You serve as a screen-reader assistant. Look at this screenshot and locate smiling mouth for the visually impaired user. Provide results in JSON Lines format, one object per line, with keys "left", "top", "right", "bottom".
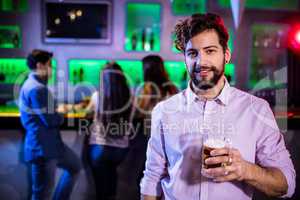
{"left": 200, "top": 70, "right": 210, "bottom": 76}
{"left": 194, "top": 68, "right": 211, "bottom": 74}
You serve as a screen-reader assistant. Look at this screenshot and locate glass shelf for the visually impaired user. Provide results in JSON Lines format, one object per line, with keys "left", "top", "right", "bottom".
{"left": 249, "top": 23, "right": 289, "bottom": 89}
{"left": 0, "top": 58, "right": 57, "bottom": 85}
{"left": 68, "top": 59, "right": 143, "bottom": 88}
{"left": 171, "top": 0, "right": 206, "bottom": 16}
{"left": 0, "top": 0, "right": 28, "bottom": 12}
{"left": 68, "top": 59, "right": 188, "bottom": 90}
{"left": 125, "top": 3, "right": 161, "bottom": 52}
{"left": 0, "top": 25, "right": 21, "bottom": 49}
{"left": 218, "top": 0, "right": 298, "bottom": 10}
{"left": 164, "top": 61, "right": 187, "bottom": 90}
{"left": 68, "top": 59, "right": 108, "bottom": 87}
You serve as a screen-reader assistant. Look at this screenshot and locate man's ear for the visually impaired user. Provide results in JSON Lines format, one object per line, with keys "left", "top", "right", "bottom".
{"left": 225, "top": 48, "right": 231, "bottom": 63}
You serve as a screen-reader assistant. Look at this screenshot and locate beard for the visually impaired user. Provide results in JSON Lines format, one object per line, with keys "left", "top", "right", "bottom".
{"left": 190, "top": 59, "right": 225, "bottom": 90}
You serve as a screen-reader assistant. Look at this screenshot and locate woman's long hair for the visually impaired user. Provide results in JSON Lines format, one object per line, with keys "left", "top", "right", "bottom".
{"left": 97, "top": 62, "right": 132, "bottom": 132}
{"left": 142, "top": 55, "right": 177, "bottom": 95}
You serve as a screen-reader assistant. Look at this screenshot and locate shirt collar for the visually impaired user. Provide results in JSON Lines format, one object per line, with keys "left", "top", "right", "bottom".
{"left": 216, "top": 78, "right": 230, "bottom": 106}
{"left": 185, "top": 78, "right": 231, "bottom": 106}
{"left": 30, "top": 72, "right": 47, "bottom": 85}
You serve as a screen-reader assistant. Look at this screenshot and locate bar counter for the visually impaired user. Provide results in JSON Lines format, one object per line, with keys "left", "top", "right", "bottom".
{"left": 0, "top": 105, "right": 90, "bottom": 130}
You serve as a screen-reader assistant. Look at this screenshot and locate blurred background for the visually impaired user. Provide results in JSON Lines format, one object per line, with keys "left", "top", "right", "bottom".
{"left": 0, "top": 0, "right": 299, "bottom": 199}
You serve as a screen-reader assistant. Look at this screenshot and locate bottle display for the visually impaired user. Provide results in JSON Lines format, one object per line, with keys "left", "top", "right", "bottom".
{"left": 0, "top": 59, "right": 56, "bottom": 85}
{"left": 125, "top": 3, "right": 161, "bottom": 52}
{"left": 0, "top": 25, "right": 21, "bottom": 49}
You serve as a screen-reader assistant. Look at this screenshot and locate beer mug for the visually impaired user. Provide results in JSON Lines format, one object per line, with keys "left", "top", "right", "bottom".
{"left": 202, "top": 133, "right": 231, "bottom": 170}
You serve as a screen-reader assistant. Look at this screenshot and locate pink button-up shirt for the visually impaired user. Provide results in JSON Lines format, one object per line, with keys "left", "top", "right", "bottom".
{"left": 140, "top": 81, "right": 295, "bottom": 200}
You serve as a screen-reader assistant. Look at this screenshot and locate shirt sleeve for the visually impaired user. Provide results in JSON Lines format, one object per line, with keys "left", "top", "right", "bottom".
{"left": 91, "top": 91, "right": 99, "bottom": 110}
{"left": 255, "top": 102, "right": 296, "bottom": 198}
{"left": 140, "top": 103, "right": 167, "bottom": 197}
{"left": 30, "top": 87, "right": 64, "bottom": 128}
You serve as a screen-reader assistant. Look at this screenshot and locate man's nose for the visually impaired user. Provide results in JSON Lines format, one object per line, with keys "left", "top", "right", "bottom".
{"left": 195, "top": 53, "right": 207, "bottom": 66}
{"left": 196, "top": 52, "right": 209, "bottom": 66}
{"left": 196, "top": 53, "right": 202, "bottom": 65}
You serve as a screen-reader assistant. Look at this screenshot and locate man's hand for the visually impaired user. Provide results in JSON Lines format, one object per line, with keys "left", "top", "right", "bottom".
{"left": 56, "top": 104, "right": 68, "bottom": 113}
{"left": 202, "top": 147, "right": 252, "bottom": 182}
{"left": 202, "top": 147, "right": 288, "bottom": 197}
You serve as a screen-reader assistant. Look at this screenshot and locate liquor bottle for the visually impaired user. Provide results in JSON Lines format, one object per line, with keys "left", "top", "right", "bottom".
{"left": 10, "top": 64, "right": 15, "bottom": 84}
{"left": 73, "top": 69, "right": 77, "bottom": 85}
{"left": 6, "top": 63, "right": 10, "bottom": 83}
{"left": 2, "top": 0, "right": 13, "bottom": 11}
{"left": 141, "top": 28, "right": 146, "bottom": 50}
{"left": 0, "top": 63, "right": 4, "bottom": 83}
{"left": 13, "top": 0, "right": 20, "bottom": 10}
{"left": 131, "top": 32, "right": 137, "bottom": 50}
{"left": 79, "top": 67, "right": 84, "bottom": 83}
{"left": 149, "top": 31, "right": 155, "bottom": 51}
{"left": 3, "top": 63, "right": 7, "bottom": 83}
{"left": 12, "top": 33, "right": 19, "bottom": 48}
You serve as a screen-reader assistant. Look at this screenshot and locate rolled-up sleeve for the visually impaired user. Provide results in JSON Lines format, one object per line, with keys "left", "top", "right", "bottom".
{"left": 256, "top": 103, "right": 296, "bottom": 198}
{"left": 140, "top": 103, "right": 167, "bottom": 197}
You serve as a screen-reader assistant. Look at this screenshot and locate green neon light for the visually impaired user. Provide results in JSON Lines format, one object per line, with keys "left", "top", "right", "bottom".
{"left": 68, "top": 59, "right": 108, "bottom": 86}
{"left": 0, "top": 105, "right": 19, "bottom": 112}
{"left": 69, "top": 59, "right": 189, "bottom": 89}
{"left": 164, "top": 61, "right": 187, "bottom": 89}
{"left": 225, "top": 63, "right": 235, "bottom": 84}
{"left": 228, "top": 29, "right": 234, "bottom": 52}
{"left": 0, "top": 58, "right": 57, "bottom": 85}
{"left": 69, "top": 59, "right": 143, "bottom": 87}
{"left": 218, "top": 0, "right": 298, "bottom": 10}
{"left": 116, "top": 60, "right": 143, "bottom": 87}
{"left": 0, "top": 0, "right": 28, "bottom": 12}
{"left": 171, "top": 0, "right": 206, "bottom": 15}
{"left": 0, "top": 25, "right": 21, "bottom": 49}
{"left": 125, "top": 3, "right": 161, "bottom": 52}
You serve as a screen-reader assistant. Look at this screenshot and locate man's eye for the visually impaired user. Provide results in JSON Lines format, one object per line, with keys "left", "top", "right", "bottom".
{"left": 206, "top": 49, "right": 216, "bottom": 54}
{"left": 188, "top": 51, "right": 197, "bottom": 57}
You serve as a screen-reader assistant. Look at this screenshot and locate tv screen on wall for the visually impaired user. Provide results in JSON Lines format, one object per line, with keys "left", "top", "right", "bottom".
{"left": 43, "top": 0, "right": 112, "bottom": 44}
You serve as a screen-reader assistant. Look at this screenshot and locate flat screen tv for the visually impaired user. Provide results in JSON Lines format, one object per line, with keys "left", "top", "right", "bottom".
{"left": 43, "top": 0, "right": 112, "bottom": 44}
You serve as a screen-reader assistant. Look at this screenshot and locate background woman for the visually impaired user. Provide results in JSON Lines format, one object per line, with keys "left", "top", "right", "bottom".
{"left": 87, "top": 62, "right": 132, "bottom": 200}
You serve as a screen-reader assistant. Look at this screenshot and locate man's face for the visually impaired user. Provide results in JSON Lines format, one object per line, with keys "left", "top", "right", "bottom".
{"left": 37, "top": 59, "right": 52, "bottom": 79}
{"left": 184, "top": 29, "right": 230, "bottom": 90}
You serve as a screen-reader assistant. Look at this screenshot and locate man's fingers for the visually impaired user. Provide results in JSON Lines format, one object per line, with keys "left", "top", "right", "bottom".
{"left": 203, "top": 165, "right": 236, "bottom": 178}
{"left": 205, "top": 156, "right": 228, "bottom": 165}
{"left": 202, "top": 167, "right": 224, "bottom": 177}
{"left": 210, "top": 148, "right": 230, "bottom": 156}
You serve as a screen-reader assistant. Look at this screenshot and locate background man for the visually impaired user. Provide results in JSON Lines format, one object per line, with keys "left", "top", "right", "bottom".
{"left": 19, "top": 49, "right": 81, "bottom": 200}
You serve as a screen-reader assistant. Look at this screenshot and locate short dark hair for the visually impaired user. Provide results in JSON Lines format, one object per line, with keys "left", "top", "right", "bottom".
{"left": 26, "top": 49, "right": 53, "bottom": 70}
{"left": 173, "top": 13, "right": 229, "bottom": 52}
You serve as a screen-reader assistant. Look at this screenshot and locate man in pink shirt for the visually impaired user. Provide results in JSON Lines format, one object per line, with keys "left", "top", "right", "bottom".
{"left": 140, "top": 13, "right": 295, "bottom": 200}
